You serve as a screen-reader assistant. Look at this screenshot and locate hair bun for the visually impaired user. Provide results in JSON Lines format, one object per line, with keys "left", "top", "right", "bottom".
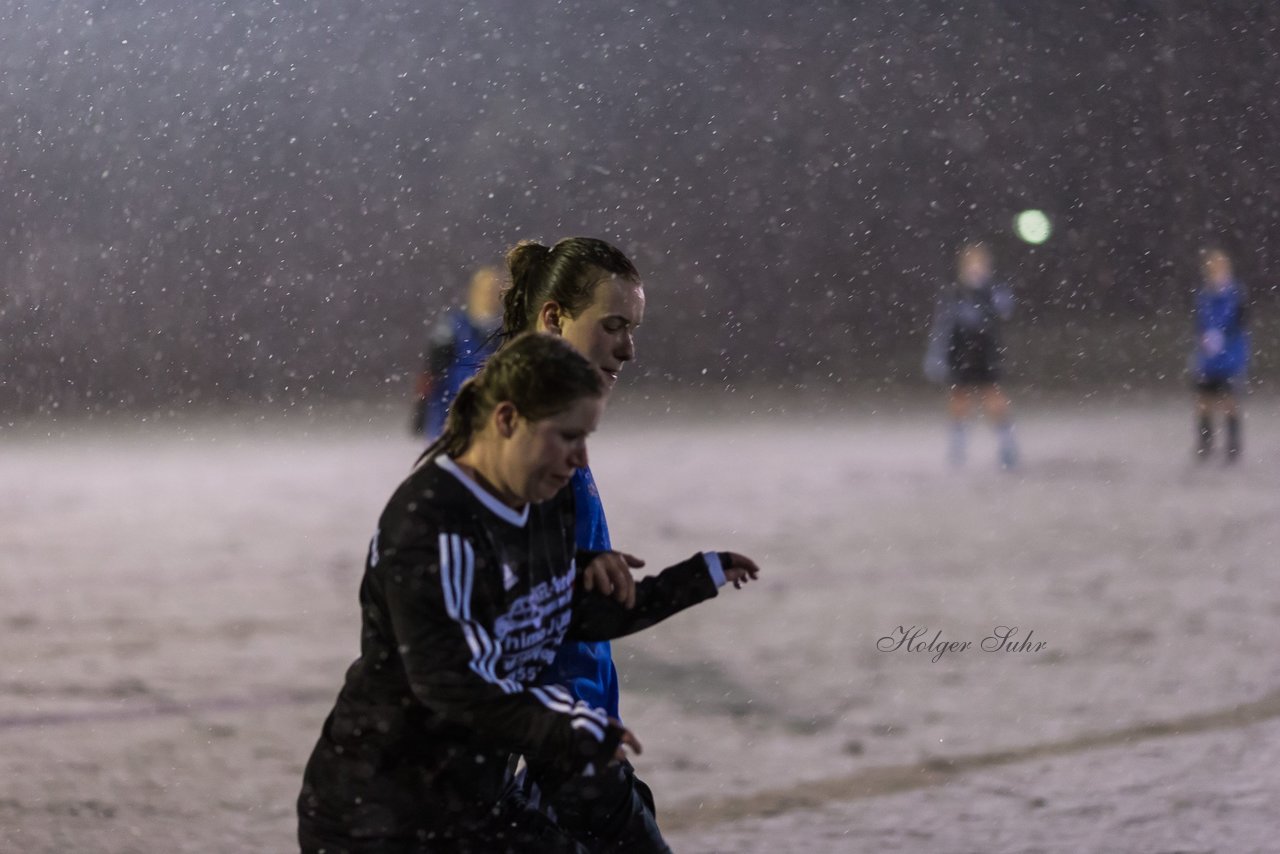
{"left": 506, "top": 241, "right": 552, "bottom": 285}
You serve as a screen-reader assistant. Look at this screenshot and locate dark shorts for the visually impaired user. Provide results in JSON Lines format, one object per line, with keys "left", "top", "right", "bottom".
{"left": 948, "top": 329, "right": 1002, "bottom": 385}
{"left": 1195, "top": 376, "right": 1239, "bottom": 395}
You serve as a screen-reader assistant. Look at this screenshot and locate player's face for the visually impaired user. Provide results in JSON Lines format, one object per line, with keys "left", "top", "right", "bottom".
{"left": 958, "top": 247, "right": 992, "bottom": 288}
{"left": 507, "top": 395, "right": 603, "bottom": 503}
{"left": 558, "top": 277, "right": 646, "bottom": 393}
{"left": 468, "top": 268, "right": 502, "bottom": 319}
{"left": 1203, "top": 253, "right": 1232, "bottom": 289}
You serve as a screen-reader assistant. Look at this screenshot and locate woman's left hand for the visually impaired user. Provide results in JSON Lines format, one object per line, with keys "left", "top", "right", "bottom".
{"left": 720, "top": 552, "right": 761, "bottom": 589}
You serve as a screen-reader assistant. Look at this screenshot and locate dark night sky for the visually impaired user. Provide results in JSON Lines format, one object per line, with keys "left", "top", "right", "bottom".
{"left": 2, "top": 1, "right": 1278, "bottom": 412}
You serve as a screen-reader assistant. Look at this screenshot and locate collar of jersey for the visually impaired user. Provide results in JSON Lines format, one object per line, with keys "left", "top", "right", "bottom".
{"left": 435, "top": 456, "right": 530, "bottom": 527}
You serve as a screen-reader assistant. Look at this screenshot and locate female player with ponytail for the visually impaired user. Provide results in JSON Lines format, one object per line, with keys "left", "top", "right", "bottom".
{"left": 499, "top": 237, "right": 675, "bottom": 851}
{"left": 296, "top": 332, "right": 758, "bottom": 853}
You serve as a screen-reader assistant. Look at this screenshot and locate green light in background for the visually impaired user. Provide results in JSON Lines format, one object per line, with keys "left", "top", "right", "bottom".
{"left": 1014, "top": 209, "right": 1052, "bottom": 244}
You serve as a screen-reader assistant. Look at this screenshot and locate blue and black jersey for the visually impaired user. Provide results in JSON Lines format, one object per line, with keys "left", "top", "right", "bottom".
{"left": 924, "top": 280, "right": 1014, "bottom": 385}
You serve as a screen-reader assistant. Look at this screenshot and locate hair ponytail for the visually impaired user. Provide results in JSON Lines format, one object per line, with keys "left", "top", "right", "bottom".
{"left": 440, "top": 379, "right": 485, "bottom": 457}
{"left": 499, "top": 237, "right": 639, "bottom": 345}
{"left": 502, "top": 241, "right": 553, "bottom": 340}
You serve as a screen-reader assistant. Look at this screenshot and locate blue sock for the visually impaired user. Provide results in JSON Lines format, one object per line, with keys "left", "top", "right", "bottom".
{"left": 949, "top": 422, "right": 967, "bottom": 466}
{"left": 997, "top": 422, "right": 1018, "bottom": 469}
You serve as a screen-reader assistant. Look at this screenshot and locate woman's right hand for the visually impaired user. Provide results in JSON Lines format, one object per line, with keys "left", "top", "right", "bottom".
{"left": 583, "top": 551, "right": 643, "bottom": 608}
{"left": 611, "top": 718, "right": 643, "bottom": 761}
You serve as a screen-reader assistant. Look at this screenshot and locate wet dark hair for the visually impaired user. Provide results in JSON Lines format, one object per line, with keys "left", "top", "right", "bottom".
{"left": 425, "top": 331, "right": 604, "bottom": 459}
{"left": 501, "top": 237, "right": 640, "bottom": 339}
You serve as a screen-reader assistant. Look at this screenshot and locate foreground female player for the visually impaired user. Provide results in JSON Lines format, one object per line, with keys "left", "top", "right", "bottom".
{"left": 498, "top": 237, "right": 674, "bottom": 850}
{"left": 296, "top": 332, "right": 759, "bottom": 853}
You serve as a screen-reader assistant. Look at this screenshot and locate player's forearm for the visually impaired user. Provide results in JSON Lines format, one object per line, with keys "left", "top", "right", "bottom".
{"left": 568, "top": 552, "right": 722, "bottom": 641}
{"left": 407, "top": 675, "right": 623, "bottom": 775}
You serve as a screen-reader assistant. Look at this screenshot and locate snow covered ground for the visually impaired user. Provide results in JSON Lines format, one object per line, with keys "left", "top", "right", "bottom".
{"left": 2, "top": 390, "right": 1278, "bottom": 853}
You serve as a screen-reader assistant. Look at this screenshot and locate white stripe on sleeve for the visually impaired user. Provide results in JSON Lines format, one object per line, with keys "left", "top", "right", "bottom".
{"left": 438, "top": 532, "right": 519, "bottom": 694}
{"left": 570, "top": 716, "right": 606, "bottom": 742}
{"left": 530, "top": 686, "right": 575, "bottom": 714}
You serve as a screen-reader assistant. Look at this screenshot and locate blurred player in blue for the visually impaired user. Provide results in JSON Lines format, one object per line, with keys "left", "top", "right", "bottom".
{"left": 1190, "top": 248, "right": 1249, "bottom": 462}
{"left": 923, "top": 241, "right": 1019, "bottom": 469}
{"left": 412, "top": 266, "right": 503, "bottom": 440}
{"left": 499, "top": 237, "right": 668, "bottom": 852}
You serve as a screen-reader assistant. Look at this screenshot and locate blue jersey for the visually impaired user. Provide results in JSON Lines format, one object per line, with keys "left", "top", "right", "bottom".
{"left": 1192, "top": 281, "right": 1249, "bottom": 380}
{"left": 423, "top": 310, "right": 499, "bottom": 439}
{"left": 538, "top": 466, "right": 622, "bottom": 718}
